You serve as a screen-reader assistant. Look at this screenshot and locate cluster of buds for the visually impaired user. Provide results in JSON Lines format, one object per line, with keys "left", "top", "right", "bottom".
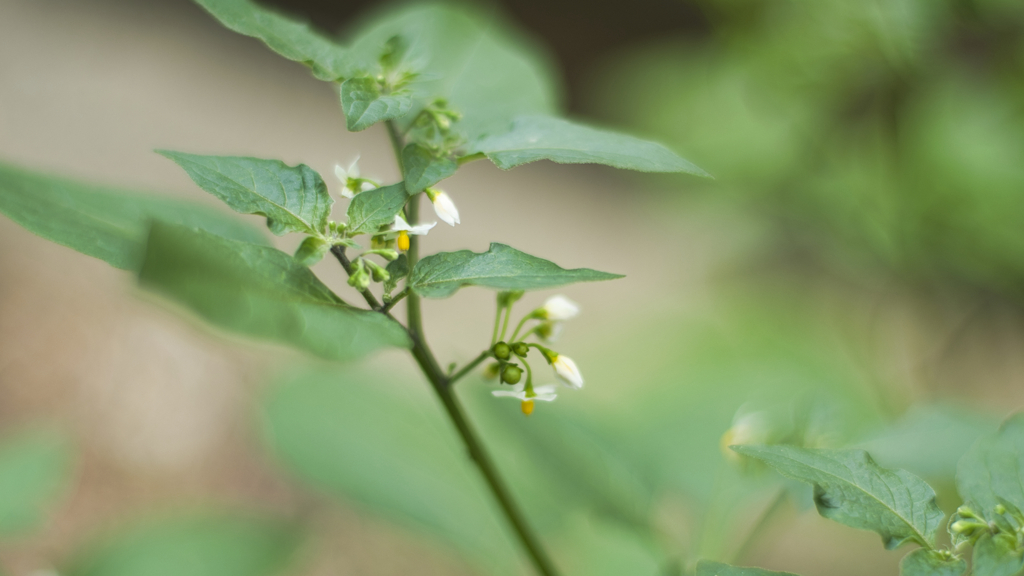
{"left": 408, "top": 98, "right": 464, "bottom": 151}
{"left": 346, "top": 248, "right": 400, "bottom": 292}
{"left": 949, "top": 503, "right": 1024, "bottom": 551}
{"left": 489, "top": 295, "right": 584, "bottom": 416}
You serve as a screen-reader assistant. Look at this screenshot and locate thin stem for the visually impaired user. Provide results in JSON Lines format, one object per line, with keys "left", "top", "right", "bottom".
{"left": 450, "top": 350, "right": 490, "bottom": 385}
{"left": 732, "top": 489, "right": 788, "bottom": 564}
{"left": 498, "top": 305, "right": 513, "bottom": 343}
{"left": 382, "top": 287, "right": 409, "bottom": 313}
{"left": 491, "top": 302, "right": 504, "bottom": 347}
{"left": 509, "top": 314, "right": 535, "bottom": 343}
{"left": 330, "top": 246, "right": 381, "bottom": 311}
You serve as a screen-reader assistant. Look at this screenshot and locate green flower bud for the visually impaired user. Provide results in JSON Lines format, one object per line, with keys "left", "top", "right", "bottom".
{"left": 995, "top": 504, "right": 1007, "bottom": 515}
{"left": 492, "top": 342, "right": 511, "bottom": 361}
{"left": 348, "top": 264, "right": 370, "bottom": 291}
{"left": 365, "top": 260, "right": 390, "bottom": 283}
{"left": 512, "top": 342, "right": 529, "bottom": 357}
{"left": 950, "top": 520, "right": 986, "bottom": 535}
{"left": 501, "top": 365, "right": 522, "bottom": 385}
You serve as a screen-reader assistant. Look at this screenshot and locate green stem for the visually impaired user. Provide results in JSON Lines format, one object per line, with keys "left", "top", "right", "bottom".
{"left": 491, "top": 302, "right": 504, "bottom": 347}
{"left": 450, "top": 350, "right": 491, "bottom": 385}
{"left": 499, "top": 304, "right": 514, "bottom": 343}
{"left": 509, "top": 314, "right": 535, "bottom": 343}
{"left": 382, "top": 120, "right": 561, "bottom": 576}
{"left": 382, "top": 287, "right": 409, "bottom": 313}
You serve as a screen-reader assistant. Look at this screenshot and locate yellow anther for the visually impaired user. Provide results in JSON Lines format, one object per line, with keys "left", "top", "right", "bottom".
{"left": 397, "top": 230, "right": 410, "bottom": 251}
{"left": 520, "top": 400, "right": 535, "bottom": 416}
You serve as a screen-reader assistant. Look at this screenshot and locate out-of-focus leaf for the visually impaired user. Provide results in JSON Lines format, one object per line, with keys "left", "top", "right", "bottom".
{"left": 260, "top": 366, "right": 520, "bottom": 575}
{"left": 408, "top": 243, "right": 622, "bottom": 298}
{"left": 900, "top": 549, "right": 967, "bottom": 576}
{"left": 972, "top": 533, "right": 1024, "bottom": 576}
{"left": 344, "top": 4, "right": 559, "bottom": 142}
{"left": 340, "top": 77, "right": 414, "bottom": 131}
{"left": 402, "top": 144, "right": 457, "bottom": 193}
{"left": 192, "top": 0, "right": 349, "bottom": 81}
{"left": 158, "top": 151, "right": 332, "bottom": 236}
{"left": 467, "top": 115, "right": 709, "bottom": 175}
{"left": 0, "top": 161, "right": 266, "bottom": 270}
{"left": 0, "top": 428, "right": 72, "bottom": 536}
{"left": 733, "top": 445, "right": 944, "bottom": 549}
{"left": 696, "top": 560, "right": 801, "bottom": 576}
{"left": 138, "top": 222, "right": 410, "bottom": 360}
{"left": 957, "top": 414, "right": 1024, "bottom": 518}
{"left": 64, "top": 513, "right": 301, "bottom": 576}
{"left": 345, "top": 182, "right": 408, "bottom": 235}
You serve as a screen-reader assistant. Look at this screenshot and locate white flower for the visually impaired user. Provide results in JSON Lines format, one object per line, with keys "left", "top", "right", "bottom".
{"left": 334, "top": 157, "right": 376, "bottom": 199}
{"left": 492, "top": 383, "right": 558, "bottom": 402}
{"left": 540, "top": 295, "right": 579, "bottom": 321}
{"left": 392, "top": 215, "right": 436, "bottom": 236}
{"left": 551, "top": 354, "right": 583, "bottom": 389}
{"left": 426, "top": 188, "right": 460, "bottom": 226}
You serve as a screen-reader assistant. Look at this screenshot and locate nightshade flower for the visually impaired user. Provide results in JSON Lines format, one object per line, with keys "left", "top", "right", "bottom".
{"left": 392, "top": 215, "right": 435, "bottom": 251}
{"left": 492, "top": 383, "right": 557, "bottom": 415}
{"left": 425, "top": 187, "right": 460, "bottom": 226}
{"left": 550, "top": 354, "right": 583, "bottom": 389}
{"left": 540, "top": 295, "right": 580, "bottom": 321}
{"left": 334, "top": 157, "right": 376, "bottom": 199}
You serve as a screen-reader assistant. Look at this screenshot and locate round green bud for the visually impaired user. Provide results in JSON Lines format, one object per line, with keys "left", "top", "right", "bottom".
{"left": 995, "top": 504, "right": 1007, "bottom": 515}
{"left": 501, "top": 365, "right": 523, "bottom": 385}
{"left": 512, "top": 342, "right": 529, "bottom": 357}
{"left": 492, "top": 342, "right": 511, "bottom": 361}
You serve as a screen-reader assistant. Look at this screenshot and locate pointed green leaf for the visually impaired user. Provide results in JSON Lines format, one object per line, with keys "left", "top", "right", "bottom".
{"left": 402, "top": 144, "right": 457, "bottom": 193}
{"left": 900, "top": 549, "right": 967, "bottom": 576}
{"left": 0, "top": 161, "right": 266, "bottom": 270}
{"left": 972, "top": 533, "right": 1024, "bottom": 576}
{"left": 64, "top": 513, "right": 301, "bottom": 576}
{"left": 408, "top": 243, "right": 623, "bottom": 299}
{"left": 292, "top": 236, "right": 329, "bottom": 267}
{"left": 340, "top": 77, "right": 414, "bottom": 131}
{"left": 696, "top": 560, "right": 801, "bottom": 576}
{"left": 957, "top": 414, "right": 1024, "bottom": 519}
{"left": 0, "top": 428, "right": 73, "bottom": 537}
{"left": 733, "top": 445, "right": 945, "bottom": 549}
{"left": 158, "top": 151, "right": 332, "bottom": 236}
{"left": 345, "top": 183, "right": 409, "bottom": 235}
{"left": 467, "top": 115, "right": 710, "bottom": 175}
{"left": 138, "top": 222, "right": 410, "bottom": 360}
{"left": 192, "top": 0, "right": 349, "bottom": 81}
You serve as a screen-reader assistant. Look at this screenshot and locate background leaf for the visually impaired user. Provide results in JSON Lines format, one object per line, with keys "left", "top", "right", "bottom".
{"left": 138, "top": 222, "right": 410, "bottom": 361}
{"left": 734, "top": 445, "right": 945, "bottom": 549}
{"left": 402, "top": 143, "right": 457, "bottom": 193}
{"left": 192, "top": 0, "right": 349, "bottom": 81}
{"left": 0, "top": 161, "right": 266, "bottom": 270}
{"left": 0, "top": 428, "right": 73, "bottom": 537}
{"left": 260, "top": 365, "right": 520, "bottom": 575}
{"left": 158, "top": 151, "right": 332, "bottom": 236}
{"left": 900, "top": 549, "right": 967, "bottom": 576}
{"left": 696, "top": 560, "right": 801, "bottom": 576}
{"left": 972, "top": 533, "right": 1024, "bottom": 576}
{"left": 345, "top": 182, "right": 409, "bottom": 235}
{"left": 64, "top": 513, "right": 301, "bottom": 576}
{"left": 340, "top": 77, "right": 414, "bottom": 131}
{"left": 408, "top": 243, "right": 623, "bottom": 298}
{"left": 467, "top": 115, "right": 709, "bottom": 175}
{"left": 956, "top": 414, "right": 1024, "bottom": 518}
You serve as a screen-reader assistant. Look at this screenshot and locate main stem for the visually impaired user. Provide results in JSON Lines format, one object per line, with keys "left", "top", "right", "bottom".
{"left": 385, "top": 121, "right": 559, "bottom": 576}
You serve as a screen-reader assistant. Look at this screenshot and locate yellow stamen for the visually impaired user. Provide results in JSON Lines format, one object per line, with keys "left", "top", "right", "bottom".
{"left": 520, "top": 400, "right": 535, "bottom": 416}
{"left": 397, "top": 230, "right": 410, "bottom": 251}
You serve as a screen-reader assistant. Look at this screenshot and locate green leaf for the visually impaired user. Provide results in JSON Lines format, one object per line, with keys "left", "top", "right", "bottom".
{"left": 466, "top": 115, "right": 710, "bottom": 175}
{"left": 0, "top": 428, "right": 72, "bottom": 537}
{"left": 340, "top": 77, "right": 414, "bottom": 131}
{"left": 0, "top": 161, "right": 266, "bottom": 270}
{"left": 192, "top": 0, "right": 348, "bottom": 81}
{"left": 408, "top": 243, "right": 623, "bottom": 299}
{"left": 972, "top": 533, "right": 1024, "bottom": 576}
{"left": 261, "top": 366, "right": 519, "bottom": 574}
{"left": 345, "top": 182, "right": 408, "bottom": 235}
{"left": 292, "top": 236, "right": 329, "bottom": 267}
{"left": 158, "top": 151, "right": 332, "bottom": 236}
{"left": 344, "top": 4, "right": 559, "bottom": 142}
{"left": 383, "top": 253, "right": 409, "bottom": 294}
{"left": 957, "top": 414, "right": 1024, "bottom": 518}
{"left": 733, "top": 445, "right": 945, "bottom": 549}
{"left": 402, "top": 143, "right": 457, "bottom": 193}
{"left": 900, "top": 549, "right": 967, "bottom": 576}
{"left": 695, "top": 560, "right": 801, "bottom": 576}
{"left": 64, "top": 513, "right": 301, "bottom": 576}
{"left": 138, "top": 222, "right": 410, "bottom": 361}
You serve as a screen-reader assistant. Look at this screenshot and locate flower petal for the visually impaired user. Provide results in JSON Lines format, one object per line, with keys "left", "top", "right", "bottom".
{"left": 431, "top": 191, "right": 460, "bottom": 226}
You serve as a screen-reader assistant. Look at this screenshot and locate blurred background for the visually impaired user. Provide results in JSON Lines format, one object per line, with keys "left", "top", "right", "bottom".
{"left": 1, "top": 0, "right": 1023, "bottom": 574}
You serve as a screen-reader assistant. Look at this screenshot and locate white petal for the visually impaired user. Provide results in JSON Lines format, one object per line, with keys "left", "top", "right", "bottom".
{"left": 492, "top": 389, "right": 529, "bottom": 400}
{"left": 532, "top": 385, "right": 559, "bottom": 401}
{"left": 360, "top": 181, "right": 376, "bottom": 192}
{"left": 394, "top": 215, "right": 437, "bottom": 235}
{"left": 334, "top": 164, "right": 348, "bottom": 182}
{"left": 553, "top": 355, "right": 584, "bottom": 389}
{"left": 340, "top": 186, "right": 355, "bottom": 199}
{"left": 542, "top": 295, "right": 580, "bottom": 321}
{"left": 347, "top": 156, "right": 361, "bottom": 178}
{"left": 431, "top": 191, "right": 460, "bottom": 226}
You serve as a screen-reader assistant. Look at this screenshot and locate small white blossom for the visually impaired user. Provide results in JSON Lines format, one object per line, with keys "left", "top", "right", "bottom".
{"left": 492, "top": 383, "right": 558, "bottom": 402}
{"left": 551, "top": 354, "right": 583, "bottom": 389}
{"left": 540, "top": 295, "right": 580, "bottom": 321}
{"left": 427, "top": 188, "right": 460, "bottom": 226}
{"left": 334, "top": 157, "right": 376, "bottom": 198}
{"left": 393, "top": 215, "right": 436, "bottom": 235}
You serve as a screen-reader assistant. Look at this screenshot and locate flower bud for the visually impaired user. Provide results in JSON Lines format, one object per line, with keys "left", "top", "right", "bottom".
{"left": 501, "top": 365, "right": 522, "bottom": 385}
{"left": 347, "top": 262, "right": 370, "bottom": 291}
{"left": 492, "top": 342, "right": 511, "bottom": 360}
{"left": 540, "top": 295, "right": 580, "bottom": 321}
{"left": 512, "top": 342, "right": 529, "bottom": 357}
{"left": 950, "top": 520, "right": 985, "bottom": 535}
{"left": 365, "top": 260, "right": 390, "bottom": 283}
{"left": 551, "top": 354, "right": 583, "bottom": 389}
{"left": 995, "top": 504, "right": 1007, "bottom": 515}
